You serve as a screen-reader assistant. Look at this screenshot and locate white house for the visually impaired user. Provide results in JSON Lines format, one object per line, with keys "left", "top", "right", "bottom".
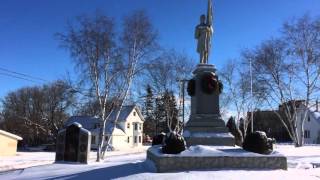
{"left": 65, "top": 105, "right": 144, "bottom": 150}
{"left": 296, "top": 102, "right": 320, "bottom": 144}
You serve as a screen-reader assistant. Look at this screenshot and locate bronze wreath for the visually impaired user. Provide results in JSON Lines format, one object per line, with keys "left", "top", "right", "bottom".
{"left": 201, "top": 73, "right": 218, "bottom": 94}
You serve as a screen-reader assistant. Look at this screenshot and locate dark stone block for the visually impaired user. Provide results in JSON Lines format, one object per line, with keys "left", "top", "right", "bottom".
{"left": 162, "top": 132, "right": 186, "bottom": 154}
{"left": 152, "top": 132, "right": 166, "bottom": 146}
{"left": 226, "top": 117, "right": 243, "bottom": 146}
{"left": 243, "top": 131, "right": 275, "bottom": 155}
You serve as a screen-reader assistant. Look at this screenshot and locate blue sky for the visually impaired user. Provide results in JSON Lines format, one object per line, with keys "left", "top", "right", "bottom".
{"left": 0, "top": 0, "right": 319, "bottom": 98}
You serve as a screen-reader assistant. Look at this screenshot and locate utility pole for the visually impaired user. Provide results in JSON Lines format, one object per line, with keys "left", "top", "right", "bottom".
{"left": 250, "top": 58, "right": 254, "bottom": 133}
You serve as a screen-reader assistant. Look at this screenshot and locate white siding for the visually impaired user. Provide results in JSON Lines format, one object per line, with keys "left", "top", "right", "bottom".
{"left": 71, "top": 106, "right": 144, "bottom": 150}
{"left": 297, "top": 108, "right": 320, "bottom": 144}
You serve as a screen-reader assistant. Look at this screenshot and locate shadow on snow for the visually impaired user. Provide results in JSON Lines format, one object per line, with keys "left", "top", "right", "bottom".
{"left": 46, "top": 161, "right": 152, "bottom": 180}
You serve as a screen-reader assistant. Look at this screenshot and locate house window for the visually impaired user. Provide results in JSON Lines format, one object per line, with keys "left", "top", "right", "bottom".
{"left": 105, "top": 136, "right": 108, "bottom": 141}
{"left": 308, "top": 116, "right": 310, "bottom": 122}
{"left": 304, "top": 130, "right": 310, "bottom": 138}
{"left": 139, "top": 136, "right": 141, "bottom": 143}
{"left": 134, "top": 136, "right": 137, "bottom": 143}
{"left": 127, "top": 137, "right": 130, "bottom": 143}
{"left": 133, "top": 111, "right": 136, "bottom": 116}
{"left": 127, "top": 123, "right": 130, "bottom": 128}
{"left": 94, "top": 123, "right": 100, "bottom": 129}
{"left": 139, "top": 123, "right": 142, "bottom": 130}
{"left": 91, "top": 136, "right": 96, "bottom": 144}
{"left": 134, "top": 123, "right": 138, "bottom": 130}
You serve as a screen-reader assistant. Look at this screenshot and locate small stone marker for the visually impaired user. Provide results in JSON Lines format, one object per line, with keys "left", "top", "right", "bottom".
{"left": 312, "top": 162, "right": 320, "bottom": 168}
{"left": 55, "top": 122, "right": 91, "bottom": 163}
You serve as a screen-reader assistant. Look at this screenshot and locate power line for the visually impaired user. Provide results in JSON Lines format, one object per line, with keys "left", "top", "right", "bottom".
{"left": 0, "top": 72, "right": 40, "bottom": 83}
{"left": 0, "top": 67, "right": 47, "bottom": 82}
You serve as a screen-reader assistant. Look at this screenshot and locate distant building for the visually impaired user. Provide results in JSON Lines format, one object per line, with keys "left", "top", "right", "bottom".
{"left": 247, "top": 110, "right": 291, "bottom": 142}
{"left": 65, "top": 105, "right": 144, "bottom": 150}
{"left": 0, "top": 130, "right": 22, "bottom": 156}
{"left": 248, "top": 100, "right": 320, "bottom": 144}
{"left": 296, "top": 102, "right": 320, "bottom": 144}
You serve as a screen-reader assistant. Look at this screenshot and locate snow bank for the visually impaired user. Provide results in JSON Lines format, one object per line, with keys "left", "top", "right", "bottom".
{"left": 149, "top": 145, "right": 284, "bottom": 157}
{"left": 0, "top": 146, "right": 149, "bottom": 173}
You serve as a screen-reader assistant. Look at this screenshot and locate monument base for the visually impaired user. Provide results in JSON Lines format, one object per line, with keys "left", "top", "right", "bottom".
{"left": 184, "top": 131, "right": 235, "bottom": 146}
{"left": 184, "top": 114, "right": 235, "bottom": 146}
{"left": 185, "top": 63, "right": 235, "bottom": 146}
{"left": 147, "top": 145, "right": 287, "bottom": 173}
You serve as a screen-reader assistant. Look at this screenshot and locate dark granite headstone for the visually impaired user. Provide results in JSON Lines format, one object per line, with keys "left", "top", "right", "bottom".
{"left": 55, "top": 122, "right": 91, "bottom": 163}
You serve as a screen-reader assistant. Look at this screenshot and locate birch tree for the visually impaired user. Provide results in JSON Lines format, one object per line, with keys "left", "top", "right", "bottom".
{"left": 58, "top": 11, "right": 157, "bottom": 161}
{"left": 245, "top": 15, "right": 320, "bottom": 147}
{"left": 244, "top": 38, "right": 303, "bottom": 146}
{"left": 220, "top": 59, "right": 266, "bottom": 137}
{"left": 283, "top": 15, "right": 320, "bottom": 145}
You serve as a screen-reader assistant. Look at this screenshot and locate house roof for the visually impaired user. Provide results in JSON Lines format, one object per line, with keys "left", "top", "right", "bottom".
{"left": 108, "top": 105, "right": 145, "bottom": 122}
{"left": 91, "top": 122, "right": 126, "bottom": 136}
{"left": 65, "top": 105, "right": 144, "bottom": 135}
{"left": 308, "top": 107, "right": 320, "bottom": 124}
{"left": 66, "top": 116, "right": 126, "bottom": 135}
{"left": 65, "top": 116, "right": 100, "bottom": 130}
{"left": 0, "top": 130, "right": 22, "bottom": 140}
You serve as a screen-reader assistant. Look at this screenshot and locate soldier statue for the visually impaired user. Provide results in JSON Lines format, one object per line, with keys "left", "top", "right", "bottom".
{"left": 195, "top": 0, "right": 213, "bottom": 64}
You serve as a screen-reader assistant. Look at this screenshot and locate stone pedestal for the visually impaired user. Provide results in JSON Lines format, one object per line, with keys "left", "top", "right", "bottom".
{"left": 183, "top": 64, "right": 234, "bottom": 146}
{"left": 147, "top": 146, "right": 287, "bottom": 172}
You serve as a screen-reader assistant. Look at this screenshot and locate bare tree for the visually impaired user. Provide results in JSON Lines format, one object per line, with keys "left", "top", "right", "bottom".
{"left": 244, "top": 15, "right": 320, "bottom": 147}
{"left": 143, "top": 50, "right": 194, "bottom": 134}
{"left": 220, "top": 60, "right": 248, "bottom": 124}
{"left": 146, "top": 50, "right": 195, "bottom": 94}
{"left": 283, "top": 14, "right": 320, "bottom": 145}
{"left": 58, "top": 11, "right": 157, "bottom": 161}
{"left": 1, "top": 80, "right": 75, "bottom": 146}
{"left": 220, "top": 59, "right": 266, "bottom": 137}
{"left": 243, "top": 38, "right": 302, "bottom": 146}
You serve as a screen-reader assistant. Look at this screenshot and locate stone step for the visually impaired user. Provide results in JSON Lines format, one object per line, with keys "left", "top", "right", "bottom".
{"left": 185, "top": 126, "right": 229, "bottom": 133}
{"left": 186, "top": 120, "right": 226, "bottom": 127}
{"left": 189, "top": 114, "right": 222, "bottom": 120}
{"left": 147, "top": 146, "right": 287, "bottom": 173}
{"left": 185, "top": 136, "right": 235, "bottom": 146}
{"left": 188, "top": 115, "right": 226, "bottom": 124}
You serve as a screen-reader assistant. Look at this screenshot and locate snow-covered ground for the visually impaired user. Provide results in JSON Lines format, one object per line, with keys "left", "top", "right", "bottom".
{"left": 0, "top": 144, "right": 319, "bottom": 180}
{"left": 0, "top": 146, "right": 149, "bottom": 172}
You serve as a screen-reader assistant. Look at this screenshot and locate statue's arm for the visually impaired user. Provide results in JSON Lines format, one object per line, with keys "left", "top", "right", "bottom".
{"left": 194, "top": 27, "right": 199, "bottom": 39}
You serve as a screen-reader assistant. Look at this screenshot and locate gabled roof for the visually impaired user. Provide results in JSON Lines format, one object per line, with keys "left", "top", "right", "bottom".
{"left": 65, "top": 105, "right": 144, "bottom": 135}
{"left": 0, "top": 130, "right": 22, "bottom": 140}
{"left": 108, "top": 105, "right": 145, "bottom": 122}
{"left": 308, "top": 107, "right": 320, "bottom": 125}
{"left": 65, "top": 116, "right": 100, "bottom": 130}
{"left": 66, "top": 116, "right": 126, "bottom": 135}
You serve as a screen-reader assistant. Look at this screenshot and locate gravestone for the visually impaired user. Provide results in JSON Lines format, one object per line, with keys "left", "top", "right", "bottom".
{"left": 55, "top": 122, "right": 91, "bottom": 163}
